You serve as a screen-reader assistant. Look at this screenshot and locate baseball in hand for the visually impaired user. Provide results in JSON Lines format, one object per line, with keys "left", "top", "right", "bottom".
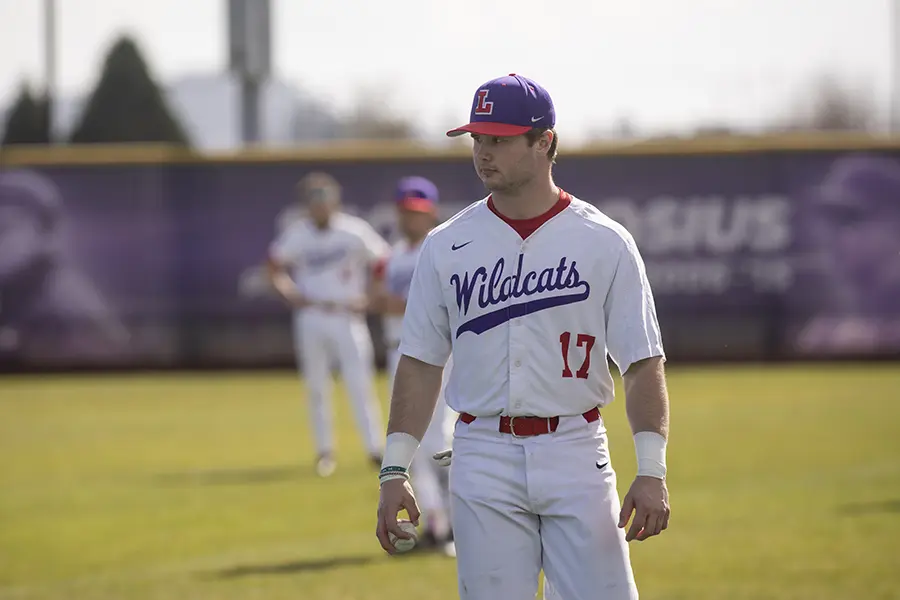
{"left": 388, "top": 520, "right": 418, "bottom": 553}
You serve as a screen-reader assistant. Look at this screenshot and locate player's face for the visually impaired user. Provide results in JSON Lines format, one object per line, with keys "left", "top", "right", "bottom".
{"left": 471, "top": 134, "right": 542, "bottom": 193}
{"left": 299, "top": 180, "right": 340, "bottom": 228}
{"left": 308, "top": 201, "right": 333, "bottom": 226}
{"left": 397, "top": 207, "right": 435, "bottom": 241}
{"left": 304, "top": 191, "right": 337, "bottom": 227}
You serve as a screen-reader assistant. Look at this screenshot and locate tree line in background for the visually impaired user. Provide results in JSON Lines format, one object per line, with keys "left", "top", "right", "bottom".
{"left": 0, "top": 34, "right": 417, "bottom": 148}
{"left": 0, "top": 34, "right": 882, "bottom": 148}
{"left": 3, "top": 37, "right": 190, "bottom": 147}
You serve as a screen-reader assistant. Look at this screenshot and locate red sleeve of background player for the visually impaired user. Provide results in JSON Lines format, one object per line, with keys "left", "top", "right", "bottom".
{"left": 372, "top": 257, "right": 388, "bottom": 281}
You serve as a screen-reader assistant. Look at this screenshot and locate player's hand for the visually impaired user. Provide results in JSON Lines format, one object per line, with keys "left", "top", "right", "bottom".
{"left": 366, "top": 292, "right": 385, "bottom": 313}
{"left": 283, "top": 291, "right": 311, "bottom": 309}
{"left": 376, "top": 478, "right": 421, "bottom": 554}
{"left": 369, "top": 291, "right": 406, "bottom": 316}
{"left": 317, "top": 298, "right": 367, "bottom": 314}
{"left": 344, "top": 297, "right": 369, "bottom": 314}
{"left": 433, "top": 449, "right": 452, "bottom": 467}
{"left": 318, "top": 300, "right": 339, "bottom": 312}
{"left": 618, "top": 476, "right": 670, "bottom": 542}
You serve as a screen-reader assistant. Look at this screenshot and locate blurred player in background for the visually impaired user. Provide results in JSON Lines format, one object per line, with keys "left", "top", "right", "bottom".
{"left": 267, "top": 172, "right": 390, "bottom": 477}
{"left": 370, "top": 176, "right": 456, "bottom": 556}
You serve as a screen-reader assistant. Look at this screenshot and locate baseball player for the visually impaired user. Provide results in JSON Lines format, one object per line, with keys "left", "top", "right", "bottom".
{"left": 268, "top": 172, "right": 390, "bottom": 478}
{"left": 375, "top": 74, "right": 671, "bottom": 600}
{"left": 370, "top": 176, "right": 456, "bottom": 556}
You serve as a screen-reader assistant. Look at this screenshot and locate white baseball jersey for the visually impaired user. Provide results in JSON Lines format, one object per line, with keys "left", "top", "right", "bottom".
{"left": 398, "top": 193, "right": 665, "bottom": 418}
{"left": 269, "top": 212, "right": 390, "bottom": 305}
{"left": 382, "top": 238, "right": 424, "bottom": 345}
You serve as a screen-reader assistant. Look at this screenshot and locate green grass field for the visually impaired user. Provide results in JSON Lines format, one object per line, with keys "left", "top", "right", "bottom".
{"left": 1, "top": 365, "right": 899, "bottom": 600}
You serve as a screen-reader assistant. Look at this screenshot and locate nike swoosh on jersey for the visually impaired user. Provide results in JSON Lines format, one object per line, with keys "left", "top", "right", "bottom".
{"left": 451, "top": 241, "right": 473, "bottom": 251}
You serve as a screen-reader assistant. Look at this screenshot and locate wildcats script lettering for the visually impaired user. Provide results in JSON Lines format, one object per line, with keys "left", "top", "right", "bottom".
{"left": 450, "top": 254, "right": 591, "bottom": 337}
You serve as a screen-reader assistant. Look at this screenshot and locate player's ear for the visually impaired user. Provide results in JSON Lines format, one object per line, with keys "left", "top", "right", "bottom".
{"left": 542, "top": 130, "right": 555, "bottom": 151}
{"left": 533, "top": 130, "right": 553, "bottom": 155}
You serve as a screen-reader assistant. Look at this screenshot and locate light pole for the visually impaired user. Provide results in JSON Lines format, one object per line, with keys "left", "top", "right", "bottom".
{"left": 44, "top": 0, "right": 57, "bottom": 143}
{"left": 891, "top": 0, "right": 899, "bottom": 133}
{"left": 228, "top": 0, "right": 271, "bottom": 146}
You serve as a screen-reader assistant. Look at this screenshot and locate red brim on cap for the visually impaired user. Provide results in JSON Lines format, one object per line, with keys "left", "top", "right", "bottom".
{"left": 397, "top": 197, "right": 437, "bottom": 213}
{"left": 446, "top": 122, "right": 533, "bottom": 137}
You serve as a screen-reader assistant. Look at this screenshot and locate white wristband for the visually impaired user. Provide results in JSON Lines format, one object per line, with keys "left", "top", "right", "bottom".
{"left": 634, "top": 431, "right": 667, "bottom": 479}
{"left": 381, "top": 432, "right": 420, "bottom": 472}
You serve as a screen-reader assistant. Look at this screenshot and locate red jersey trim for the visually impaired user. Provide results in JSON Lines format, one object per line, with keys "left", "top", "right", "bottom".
{"left": 371, "top": 257, "right": 388, "bottom": 280}
{"left": 487, "top": 189, "right": 572, "bottom": 239}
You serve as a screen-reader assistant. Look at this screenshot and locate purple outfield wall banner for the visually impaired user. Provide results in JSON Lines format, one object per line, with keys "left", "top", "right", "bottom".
{"left": 1, "top": 149, "right": 899, "bottom": 370}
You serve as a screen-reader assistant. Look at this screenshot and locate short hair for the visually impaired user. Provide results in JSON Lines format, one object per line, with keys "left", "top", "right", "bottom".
{"left": 525, "top": 128, "right": 558, "bottom": 163}
{"left": 296, "top": 171, "right": 341, "bottom": 204}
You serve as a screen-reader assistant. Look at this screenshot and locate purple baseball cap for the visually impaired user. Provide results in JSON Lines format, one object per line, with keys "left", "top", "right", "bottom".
{"left": 446, "top": 74, "right": 555, "bottom": 137}
{"left": 395, "top": 176, "right": 439, "bottom": 213}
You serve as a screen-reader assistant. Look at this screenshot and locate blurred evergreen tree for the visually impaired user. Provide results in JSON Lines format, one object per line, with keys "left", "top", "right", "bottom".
{"left": 69, "top": 35, "right": 191, "bottom": 145}
{"left": 1, "top": 83, "right": 50, "bottom": 146}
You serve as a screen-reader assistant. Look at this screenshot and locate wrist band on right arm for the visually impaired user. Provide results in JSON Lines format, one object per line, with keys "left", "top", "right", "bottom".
{"left": 634, "top": 431, "right": 667, "bottom": 479}
{"left": 379, "top": 432, "right": 420, "bottom": 485}
{"left": 379, "top": 465, "right": 410, "bottom": 484}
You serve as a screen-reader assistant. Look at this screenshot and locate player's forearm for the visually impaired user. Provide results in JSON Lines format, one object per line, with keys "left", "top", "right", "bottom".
{"left": 622, "top": 356, "right": 669, "bottom": 438}
{"left": 623, "top": 356, "right": 670, "bottom": 479}
{"left": 387, "top": 355, "right": 444, "bottom": 441}
{"left": 271, "top": 274, "right": 296, "bottom": 298}
{"left": 380, "top": 355, "right": 445, "bottom": 484}
{"left": 267, "top": 262, "right": 303, "bottom": 303}
{"left": 381, "top": 295, "right": 407, "bottom": 316}
{"left": 368, "top": 280, "right": 404, "bottom": 315}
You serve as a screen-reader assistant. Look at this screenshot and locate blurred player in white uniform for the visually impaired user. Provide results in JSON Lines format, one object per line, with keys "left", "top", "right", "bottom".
{"left": 370, "top": 176, "right": 456, "bottom": 556}
{"left": 375, "top": 75, "right": 672, "bottom": 600}
{"left": 268, "top": 172, "right": 390, "bottom": 477}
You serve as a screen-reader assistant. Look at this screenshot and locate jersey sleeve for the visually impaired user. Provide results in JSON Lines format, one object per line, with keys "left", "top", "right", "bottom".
{"left": 268, "top": 226, "right": 303, "bottom": 266}
{"left": 371, "top": 256, "right": 388, "bottom": 281}
{"left": 358, "top": 220, "right": 391, "bottom": 263}
{"left": 398, "top": 236, "right": 452, "bottom": 367}
{"left": 604, "top": 232, "right": 665, "bottom": 375}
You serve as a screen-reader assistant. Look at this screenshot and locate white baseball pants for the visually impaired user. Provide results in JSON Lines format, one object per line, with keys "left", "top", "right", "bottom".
{"left": 387, "top": 349, "right": 455, "bottom": 516}
{"left": 449, "top": 413, "right": 638, "bottom": 600}
{"left": 293, "top": 310, "right": 384, "bottom": 457}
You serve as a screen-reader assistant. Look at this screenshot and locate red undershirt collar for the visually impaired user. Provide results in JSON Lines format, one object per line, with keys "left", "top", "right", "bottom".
{"left": 487, "top": 189, "right": 572, "bottom": 239}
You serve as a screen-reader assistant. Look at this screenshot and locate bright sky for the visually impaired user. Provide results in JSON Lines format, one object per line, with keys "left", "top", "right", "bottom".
{"left": 0, "top": 0, "right": 892, "bottom": 143}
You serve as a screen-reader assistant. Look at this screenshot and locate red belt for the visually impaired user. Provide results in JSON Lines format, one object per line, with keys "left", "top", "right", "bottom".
{"left": 459, "top": 406, "right": 600, "bottom": 437}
